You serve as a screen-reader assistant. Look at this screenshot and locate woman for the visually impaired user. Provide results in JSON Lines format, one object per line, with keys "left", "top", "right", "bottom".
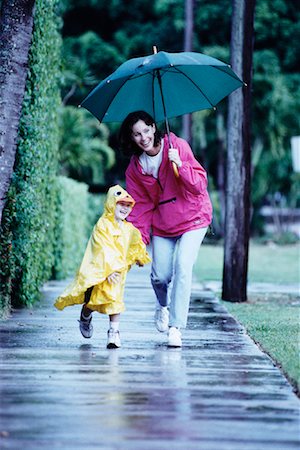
{"left": 119, "top": 111, "right": 212, "bottom": 347}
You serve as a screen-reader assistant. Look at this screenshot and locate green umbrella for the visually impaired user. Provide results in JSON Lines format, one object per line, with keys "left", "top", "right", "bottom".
{"left": 81, "top": 49, "right": 244, "bottom": 176}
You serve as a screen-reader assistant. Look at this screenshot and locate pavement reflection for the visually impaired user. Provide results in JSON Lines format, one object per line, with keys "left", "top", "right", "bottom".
{"left": 0, "top": 266, "right": 299, "bottom": 449}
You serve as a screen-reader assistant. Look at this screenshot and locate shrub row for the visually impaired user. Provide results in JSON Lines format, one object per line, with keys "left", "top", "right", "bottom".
{"left": 0, "top": 0, "right": 61, "bottom": 314}
{"left": 53, "top": 177, "right": 105, "bottom": 280}
{"left": 0, "top": 171, "right": 105, "bottom": 316}
{"left": 0, "top": 0, "right": 107, "bottom": 317}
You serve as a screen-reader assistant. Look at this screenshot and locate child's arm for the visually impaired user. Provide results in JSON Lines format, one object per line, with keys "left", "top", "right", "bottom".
{"left": 126, "top": 226, "right": 151, "bottom": 268}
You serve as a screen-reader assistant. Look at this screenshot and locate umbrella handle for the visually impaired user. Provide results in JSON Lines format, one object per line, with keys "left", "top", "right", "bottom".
{"left": 164, "top": 118, "right": 179, "bottom": 178}
{"left": 172, "top": 161, "right": 179, "bottom": 178}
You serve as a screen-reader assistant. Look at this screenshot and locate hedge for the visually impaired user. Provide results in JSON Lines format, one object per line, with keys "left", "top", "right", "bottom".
{"left": 0, "top": 0, "right": 61, "bottom": 314}
{"left": 0, "top": 173, "right": 106, "bottom": 316}
{"left": 52, "top": 177, "right": 105, "bottom": 280}
{"left": 0, "top": 0, "right": 108, "bottom": 317}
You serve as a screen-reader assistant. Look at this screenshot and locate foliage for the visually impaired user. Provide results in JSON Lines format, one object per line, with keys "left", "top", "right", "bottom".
{"left": 0, "top": 0, "right": 62, "bottom": 311}
{"left": 225, "top": 300, "right": 300, "bottom": 394}
{"left": 62, "top": 31, "right": 123, "bottom": 104}
{"left": 194, "top": 0, "right": 231, "bottom": 49}
{"left": 52, "top": 176, "right": 106, "bottom": 279}
{"left": 61, "top": 57, "right": 96, "bottom": 105}
{"left": 254, "top": 0, "right": 299, "bottom": 71}
{"left": 53, "top": 177, "right": 89, "bottom": 279}
{"left": 251, "top": 51, "right": 300, "bottom": 209}
{"left": 87, "top": 190, "right": 106, "bottom": 233}
{"left": 59, "top": 0, "right": 300, "bottom": 232}
{"left": 259, "top": 231, "right": 299, "bottom": 245}
{"left": 0, "top": 186, "right": 17, "bottom": 316}
{"left": 58, "top": 105, "right": 115, "bottom": 185}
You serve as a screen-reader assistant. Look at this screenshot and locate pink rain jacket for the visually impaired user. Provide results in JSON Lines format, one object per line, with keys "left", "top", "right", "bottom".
{"left": 125, "top": 132, "right": 213, "bottom": 245}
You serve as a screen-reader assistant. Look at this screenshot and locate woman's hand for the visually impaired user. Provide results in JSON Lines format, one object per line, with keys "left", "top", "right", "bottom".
{"left": 168, "top": 148, "right": 182, "bottom": 168}
{"left": 107, "top": 272, "right": 121, "bottom": 284}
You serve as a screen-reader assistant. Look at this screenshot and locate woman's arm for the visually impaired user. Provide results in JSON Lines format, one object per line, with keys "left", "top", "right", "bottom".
{"left": 171, "top": 134, "right": 208, "bottom": 195}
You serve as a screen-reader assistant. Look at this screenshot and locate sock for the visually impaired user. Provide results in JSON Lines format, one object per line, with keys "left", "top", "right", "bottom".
{"left": 110, "top": 321, "right": 119, "bottom": 331}
{"left": 81, "top": 308, "right": 92, "bottom": 320}
{"left": 156, "top": 301, "right": 167, "bottom": 309}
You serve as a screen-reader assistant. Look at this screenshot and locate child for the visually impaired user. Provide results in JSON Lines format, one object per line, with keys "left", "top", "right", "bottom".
{"left": 54, "top": 185, "right": 151, "bottom": 348}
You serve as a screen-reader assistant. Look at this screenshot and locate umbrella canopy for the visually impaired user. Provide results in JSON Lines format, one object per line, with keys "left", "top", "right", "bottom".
{"left": 81, "top": 50, "right": 244, "bottom": 124}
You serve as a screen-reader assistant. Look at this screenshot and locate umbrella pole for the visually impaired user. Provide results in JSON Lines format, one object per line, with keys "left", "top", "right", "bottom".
{"left": 156, "top": 69, "right": 179, "bottom": 178}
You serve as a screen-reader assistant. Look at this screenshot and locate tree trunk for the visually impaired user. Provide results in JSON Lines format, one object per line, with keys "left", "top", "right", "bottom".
{"left": 182, "top": 0, "right": 194, "bottom": 144}
{"left": 216, "top": 110, "right": 226, "bottom": 236}
{"left": 0, "top": 0, "right": 35, "bottom": 223}
{"left": 222, "top": 0, "right": 256, "bottom": 302}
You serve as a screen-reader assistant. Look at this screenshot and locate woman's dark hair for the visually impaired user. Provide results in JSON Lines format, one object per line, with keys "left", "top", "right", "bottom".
{"left": 119, "top": 110, "right": 162, "bottom": 157}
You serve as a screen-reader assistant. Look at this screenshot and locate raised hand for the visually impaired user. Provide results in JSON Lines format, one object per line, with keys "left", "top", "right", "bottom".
{"left": 107, "top": 272, "right": 121, "bottom": 284}
{"left": 168, "top": 148, "right": 182, "bottom": 168}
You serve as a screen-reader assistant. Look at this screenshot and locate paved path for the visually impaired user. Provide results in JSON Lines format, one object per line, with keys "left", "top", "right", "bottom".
{"left": 0, "top": 265, "right": 299, "bottom": 449}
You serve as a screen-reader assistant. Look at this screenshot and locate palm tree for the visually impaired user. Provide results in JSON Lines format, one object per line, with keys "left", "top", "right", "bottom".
{"left": 222, "top": 0, "right": 256, "bottom": 302}
{"left": 182, "top": 0, "right": 194, "bottom": 144}
{"left": 0, "top": 0, "right": 35, "bottom": 223}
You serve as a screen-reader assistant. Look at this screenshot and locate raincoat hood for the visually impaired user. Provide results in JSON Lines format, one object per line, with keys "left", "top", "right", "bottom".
{"left": 104, "top": 185, "right": 135, "bottom": 219}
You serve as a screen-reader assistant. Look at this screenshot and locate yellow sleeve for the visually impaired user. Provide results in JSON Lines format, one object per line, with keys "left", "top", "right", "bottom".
{"left": 126, "top": 225, "right": 151, "bottom": 267}
{"left": 77, "top": 219, "right": 126, "bottom": 286}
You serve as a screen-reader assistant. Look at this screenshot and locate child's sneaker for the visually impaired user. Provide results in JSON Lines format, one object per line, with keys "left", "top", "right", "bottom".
{"left": 78, "top": 309, "right": 93, "bottom": 338}
{"left": 154, "top": 306, "right": 169, "bottom": 332}
{"left": 107, "top": 329, "right": 121, "bottom": 349}
{"left": 168, "top": 327, "right": 182, "bottom": 347}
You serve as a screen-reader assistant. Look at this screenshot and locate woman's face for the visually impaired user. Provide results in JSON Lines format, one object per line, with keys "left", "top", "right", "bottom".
{"left": 131, "top": 120, "right": 158, "bottom": 155}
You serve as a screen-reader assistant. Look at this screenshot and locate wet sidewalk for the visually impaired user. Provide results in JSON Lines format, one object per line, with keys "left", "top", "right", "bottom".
{"left": 0, "top": 265, "right": 299, "bottom": 449}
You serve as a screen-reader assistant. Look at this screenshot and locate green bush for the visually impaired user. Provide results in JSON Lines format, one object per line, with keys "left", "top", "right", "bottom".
{"left": 53, "top": 177, "right": 89, "bottom": 279}
{"left": 0, "top": 187, "right": 17, "bottom": 316}
{"left": 87, "top": 191, "right": 106, "bottom": 233}
{"left": 258, "top": 231, "right": 299, "bottom": 246}
{"left": 58, "top": 106, "right": 116, "bottom": 186}
{"left": 52, "top": 177, "right": 106, "bottom": 280}
{"left": 0, "top": 0, "right": 62, "bottom": 312}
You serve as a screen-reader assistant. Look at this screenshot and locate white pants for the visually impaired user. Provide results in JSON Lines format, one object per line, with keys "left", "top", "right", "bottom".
{"left": 151, "top": 227, "right": 207, "bottom": 329}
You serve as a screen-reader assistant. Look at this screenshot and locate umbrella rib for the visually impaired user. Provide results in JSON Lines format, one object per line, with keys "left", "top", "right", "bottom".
{"left": 171, "top": 66, "right": 216, "bottom": 108}
{"left": 161, "top": 64, "right": 242, "bottom": 84}
{"left": 211, "top": 64, "right": 243, "bottom": 82}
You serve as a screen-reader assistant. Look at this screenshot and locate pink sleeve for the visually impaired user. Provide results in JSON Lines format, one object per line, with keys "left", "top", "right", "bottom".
{"left": 125, "top": 166, "right": 154, "bottom": 245}
{"left": 171, "top": 134, "right": 208, "bottom": 195}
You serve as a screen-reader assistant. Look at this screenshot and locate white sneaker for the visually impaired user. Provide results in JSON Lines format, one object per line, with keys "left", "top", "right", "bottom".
{"left": 168, "top": 327, "right": 182, "bottom": 347}
{"left": 155, "top": 307, "right": 169, "bottom": 332}
{"left": 107, "top": 329, "right": 121, "bottom": 349}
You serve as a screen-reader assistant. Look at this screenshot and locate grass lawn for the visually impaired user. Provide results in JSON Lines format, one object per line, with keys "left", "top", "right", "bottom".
{"left": 225, "top": 300, "right": 300, "bottom": 394}
{"left": 195, "top": 241, "right": 300, "bottom": 284}
{"left": 194, "top": 241, "right": 300, "bottom": 394}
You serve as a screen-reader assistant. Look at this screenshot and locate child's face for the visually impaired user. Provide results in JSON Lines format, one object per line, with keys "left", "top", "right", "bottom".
{"left": 114, "top": 201, "right": 133, "bottom": 222}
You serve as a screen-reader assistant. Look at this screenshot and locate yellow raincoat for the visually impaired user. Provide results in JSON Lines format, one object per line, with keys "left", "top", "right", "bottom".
{"left": 54, "top": 185, "right": 151, "bottom": 315}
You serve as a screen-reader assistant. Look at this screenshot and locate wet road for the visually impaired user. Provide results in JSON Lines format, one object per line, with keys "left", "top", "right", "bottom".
{"left": 0, "top": 265, "right": 299, "bottom": 449}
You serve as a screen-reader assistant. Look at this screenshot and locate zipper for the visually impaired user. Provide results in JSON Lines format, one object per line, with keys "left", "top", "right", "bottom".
{"left": 157, "top": 178, "right": 163, "bottom": 190}
{"left": 156, "top": 138, "right": 166, "bottom": 191}
{"left": 158, "top": 197, "right": 176, "bottom": 205}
